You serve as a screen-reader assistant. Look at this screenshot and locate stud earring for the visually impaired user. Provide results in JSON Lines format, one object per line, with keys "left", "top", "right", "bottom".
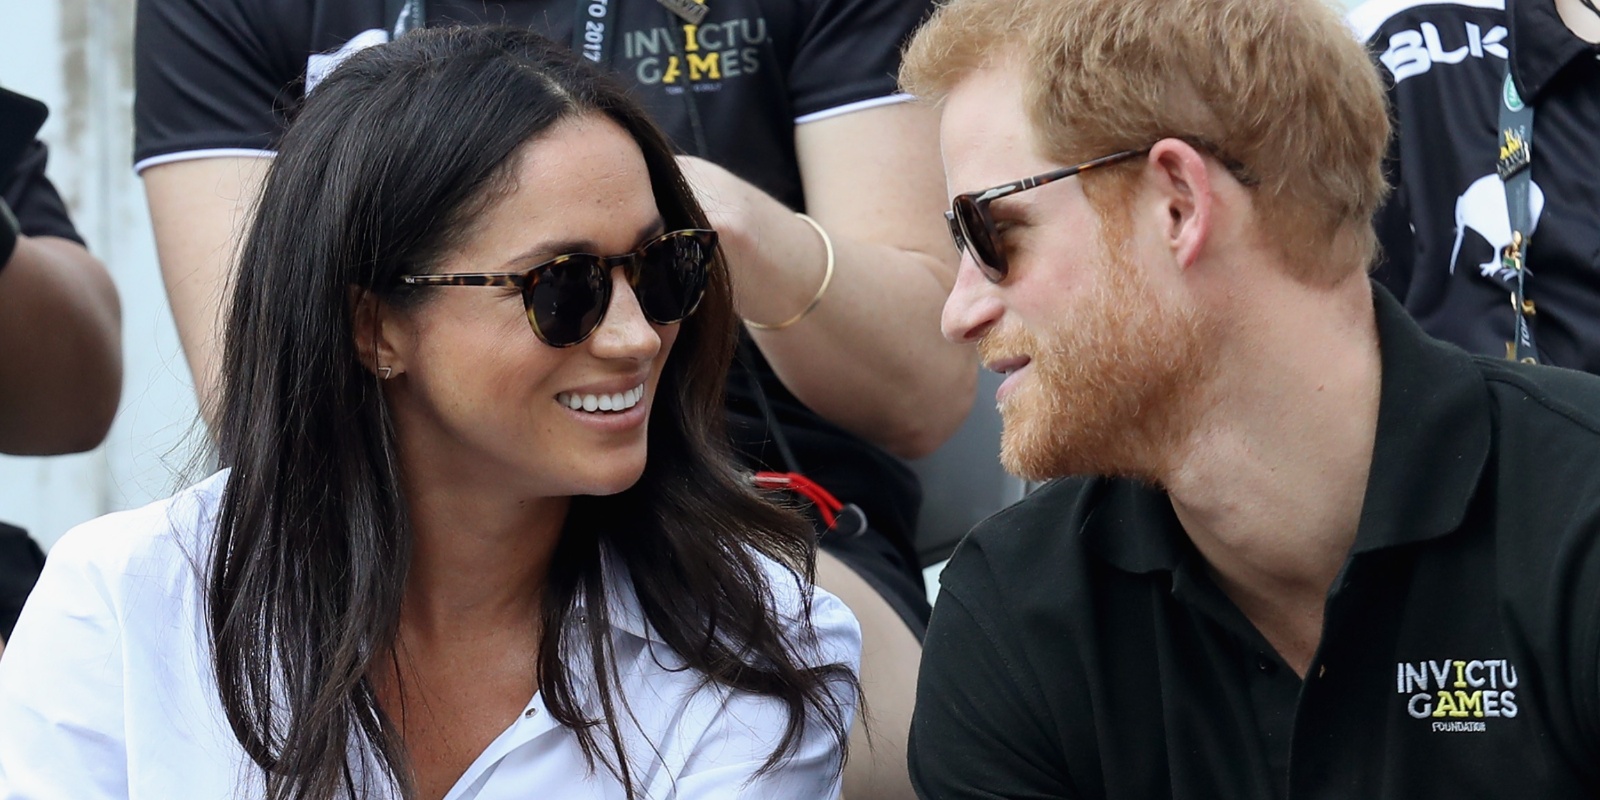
{"left": 379, "top": 366, "right": 394, "bottom": 380}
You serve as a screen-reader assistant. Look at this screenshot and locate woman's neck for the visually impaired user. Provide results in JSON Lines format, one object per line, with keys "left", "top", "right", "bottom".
{"left": 400, "top": 482, "right": 569, "bottom": 642}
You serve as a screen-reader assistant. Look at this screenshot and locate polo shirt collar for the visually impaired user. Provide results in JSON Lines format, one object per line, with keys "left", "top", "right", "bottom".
{"left": 1510, "top": 0, "right": 1596, "bottom": 101}
{"left": 1083, "top": 479, "right": 1189, "bottom": 575}
{"left": 1086, "top": 284, "right": 1491, "bottom": 575}
{"left": 1351, "top": 285, "right": 1492, "bottom": 552}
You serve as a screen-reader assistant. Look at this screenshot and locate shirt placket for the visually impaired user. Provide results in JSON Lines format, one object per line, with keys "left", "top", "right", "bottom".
{"left": 441, "top": 692, "right": 561, "bottom": 800}
{"left": 1283, "top": 551, "right": 1402, "bottom": 800}
{"left": 1168, "top": 560, "right": 1298, "bottom": 800}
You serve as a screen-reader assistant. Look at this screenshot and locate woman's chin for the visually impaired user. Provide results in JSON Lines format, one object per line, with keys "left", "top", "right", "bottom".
{"left": 574, "top": 463, "right": 649, "bottom": 498}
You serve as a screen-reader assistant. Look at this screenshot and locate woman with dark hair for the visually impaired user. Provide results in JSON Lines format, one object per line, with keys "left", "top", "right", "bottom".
{"left": 0, "top": 26, "right": 857, "bottom": 800}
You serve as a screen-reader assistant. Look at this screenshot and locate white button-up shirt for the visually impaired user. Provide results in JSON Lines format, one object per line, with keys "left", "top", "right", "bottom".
{"left": 0, "top": 473, "right": 860, "bottom": 799}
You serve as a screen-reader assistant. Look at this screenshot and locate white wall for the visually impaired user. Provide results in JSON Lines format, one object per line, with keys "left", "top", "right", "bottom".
{"left": 0, "top": 0, "right": 204, "bottom": 550}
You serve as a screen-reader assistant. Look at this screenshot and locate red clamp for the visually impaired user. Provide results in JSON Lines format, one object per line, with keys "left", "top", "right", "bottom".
{"left": 751, "top": 471, "right": 845, "bottom": 527}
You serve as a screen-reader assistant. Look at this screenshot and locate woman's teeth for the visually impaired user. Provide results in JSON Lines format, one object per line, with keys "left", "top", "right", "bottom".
{"left": 557, "top": 385, "right": 646, "bottom": 413}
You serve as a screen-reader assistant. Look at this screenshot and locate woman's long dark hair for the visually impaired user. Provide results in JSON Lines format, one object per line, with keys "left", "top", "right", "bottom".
{"left": 209, "top": 25, "right": 854, "bottom": 799}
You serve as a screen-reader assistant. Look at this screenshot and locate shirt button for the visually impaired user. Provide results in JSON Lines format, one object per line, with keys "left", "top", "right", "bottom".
{"left": 1255, "top": 654, "right": 1277, "bottom": 674}
{"left": 524, "top": 707, "right": 539, "bottom": 719}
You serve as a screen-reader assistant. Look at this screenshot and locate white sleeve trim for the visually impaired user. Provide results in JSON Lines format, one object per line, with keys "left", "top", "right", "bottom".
{"left": 134, "top": 148, "right": 277, "bottom": 175}
{"left": 794, "top": 93, "right": 916, "bottom": 126}
{"left": 1346, "top": 0, "right": 1505, "bottom": 43}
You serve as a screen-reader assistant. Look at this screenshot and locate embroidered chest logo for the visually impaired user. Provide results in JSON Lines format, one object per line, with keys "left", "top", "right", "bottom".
{"left": 623, "top": 15, "right": 768, "bottom": 92}
{"left": 1397, "top": 658, "right": 1520, "bottom": 732}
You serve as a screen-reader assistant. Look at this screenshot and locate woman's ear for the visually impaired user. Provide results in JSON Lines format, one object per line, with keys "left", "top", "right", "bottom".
{"left": 349, "top": 286, "right": 405, "bottom": 380}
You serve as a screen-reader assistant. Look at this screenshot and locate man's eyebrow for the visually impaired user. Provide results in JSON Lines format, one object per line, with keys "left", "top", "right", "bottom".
{"left": 989, "top": 196, "right": 1037, "bottom": 218}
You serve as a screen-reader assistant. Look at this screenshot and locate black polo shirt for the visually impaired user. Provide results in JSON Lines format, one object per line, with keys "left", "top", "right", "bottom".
{"left": 910, "top": 285, "right": 1600, "bottom": 799}
{"left": 1356, "top": 0, "right": 1600, "bottom": 373}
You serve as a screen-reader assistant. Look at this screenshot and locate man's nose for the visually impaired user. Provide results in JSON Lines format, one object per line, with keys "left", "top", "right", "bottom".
{"left": 941, "top": 253, "right": 1003, "bottom": 344}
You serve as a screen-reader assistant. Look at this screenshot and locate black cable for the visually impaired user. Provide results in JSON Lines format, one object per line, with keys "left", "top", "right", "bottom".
{"left": 675, "top": 4, "right": 795, "bottom": 476}
{"left": 737, "top": 340, "right": 803, "bottom": 475}
{"left": 670, "top": 6, "right": 712, "bottom": 158}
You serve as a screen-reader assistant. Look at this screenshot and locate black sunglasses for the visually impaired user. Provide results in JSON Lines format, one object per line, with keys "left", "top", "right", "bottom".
{"left": 945, "top": 138, "right": 1255, "bottom": 283}
{"left": 397, "top": 228, "right": 715, "bottom": 347}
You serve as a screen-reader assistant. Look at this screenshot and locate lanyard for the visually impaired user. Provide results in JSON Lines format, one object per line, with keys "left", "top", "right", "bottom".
{"left": 384, "top": 1, "right": 707, "bottom": 69}
{"left": 576, "top": 0, "right": 706, "bottom": 67}
{"left": 1495, "top": 67, "right": 1537, "bottom": 363}
{"left": 385, "top": 0, "right": 618, "bottom": 64}
{"left": 574, "top": 0, "right": 620, "bottom": 65}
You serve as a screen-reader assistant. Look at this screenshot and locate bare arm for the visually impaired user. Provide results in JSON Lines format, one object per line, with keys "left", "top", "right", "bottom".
{"left": 0, "top": 234, "right": 121, "bottom": 455}
{"left": 141, "top": 156, "right": 271, "bottom": 428}
{"left": 681, "top": 103, "right": 975, "bottom": 459}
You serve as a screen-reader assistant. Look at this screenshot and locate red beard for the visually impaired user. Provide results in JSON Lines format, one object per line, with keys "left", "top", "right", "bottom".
{"left": 979, "top": 237, "right": 1217, "bottom": 483}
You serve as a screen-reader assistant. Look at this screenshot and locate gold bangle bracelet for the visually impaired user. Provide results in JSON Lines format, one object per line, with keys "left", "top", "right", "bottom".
{"left": 743, "top": 212, "right": 835, "bottom": 331}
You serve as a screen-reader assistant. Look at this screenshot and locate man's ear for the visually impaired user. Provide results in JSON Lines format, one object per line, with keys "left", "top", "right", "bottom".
{"left": 349, "top": 286, "right": 405, "bottom": 379}
{"left": 1146, "top": 138, "right": 1214, "bottom": 270}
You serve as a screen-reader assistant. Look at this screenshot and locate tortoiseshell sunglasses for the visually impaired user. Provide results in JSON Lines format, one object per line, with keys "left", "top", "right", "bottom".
{"left": 398, "top": 229, "right": 716, "bottom": 347}
{"left": 946, "top": 138, "right": 1255, "bottom": 283}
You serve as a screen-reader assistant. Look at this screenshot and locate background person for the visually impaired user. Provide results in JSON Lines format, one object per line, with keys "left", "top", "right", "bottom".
{"left": 901, "top": 0, "right": 1600, "bottom": 796}
{"left": 1353, "top": 0, "right": 1600, "bottom": 370}
{"left": 0, "top": 90, "right": 122, "bottom": 459}
{"left": 0, "top": 86, "right": 123, "bottom": 659}
{"left": 0, "top": 27, "right": 857, "bottom": 798}
{"left": 134, "top": 2, "right": 969, "bottom": 793}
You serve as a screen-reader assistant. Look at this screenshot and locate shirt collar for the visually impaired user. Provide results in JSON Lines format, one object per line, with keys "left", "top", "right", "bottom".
{"left": 1510, "top": 0, "right": 1597, "bottom": 101}
{"left": 1083, "top": 479, "right": 1189, "bottom": 575}
{"left": 1350, "top": 284, "right": 1492, "bottom": 553}
{"left": 572, "top": 547, "right": 659, "bottom": 644}
{"left": 1087, "top": 284, "right": 1492, "bottom": 574}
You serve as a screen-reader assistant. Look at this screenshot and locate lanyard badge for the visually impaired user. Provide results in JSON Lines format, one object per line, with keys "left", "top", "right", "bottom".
{"left": 1496, "top": 72, "right": 1538, "bottom": 364}
{"left": 656, "top": 0, "right": 710, "bottom": 25}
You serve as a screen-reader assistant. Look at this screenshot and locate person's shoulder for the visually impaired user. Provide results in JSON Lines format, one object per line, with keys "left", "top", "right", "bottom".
{"left": 1347, "top": 0, "right": 1506, "bottom": 44}
{"left": 791, "top": 0, "right": 934, "bottom": 20}
{"left": 958, "top": 477, "right": 1103, "bottom": 563}
{"left": 1474, "top": 358, "right": 1600, "bottom": 441}
{"left": 751, "top": 551, "right": 860, "bottom": 666}
{"left": 135, "top": 0, "right": 323, "bottom": 30}
{"left": 936, "top": 477, "right": 1105, "bottom": 603}
{"left": 1470, "top": 359, "right": 1600, "bottom": 533}
{"left": 45, "top": 471, "right": 227, "bottom": 599}
{"left": 140, "top": 0, "right": 331, "bottom": 19}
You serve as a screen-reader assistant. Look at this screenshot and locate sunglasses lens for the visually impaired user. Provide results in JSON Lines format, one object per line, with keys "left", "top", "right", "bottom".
{"left": 954, "top": 197, "right": 1007, "bottom": 282}
{"left": 526, "top": 256, "right": 609, "bottom": 347}
{"left": 635, "top": 231, "right": 713, "bottom": 325}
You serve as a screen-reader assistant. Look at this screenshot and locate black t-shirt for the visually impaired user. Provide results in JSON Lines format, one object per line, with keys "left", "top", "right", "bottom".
{"left": 133, "top": 0, "right": 930, "bottom": 559}
{"left": 3, "top": 141, "right": 84, "bottom": 245}
{"left": 910, "top": 286, "right": 1600, "bottom": 799}
{"left": 1, "top": 135, "right": 82, "bottom": 641}
{"left": 0, "top": 524, "right": 46, "bottom": 642}
{"left": 1357, "top": 0, "right": 1600, "bottom": 373}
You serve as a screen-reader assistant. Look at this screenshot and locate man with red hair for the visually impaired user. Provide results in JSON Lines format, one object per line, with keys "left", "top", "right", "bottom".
{"left": 902, "top": 0, "right": 1600, "bottom": 796}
